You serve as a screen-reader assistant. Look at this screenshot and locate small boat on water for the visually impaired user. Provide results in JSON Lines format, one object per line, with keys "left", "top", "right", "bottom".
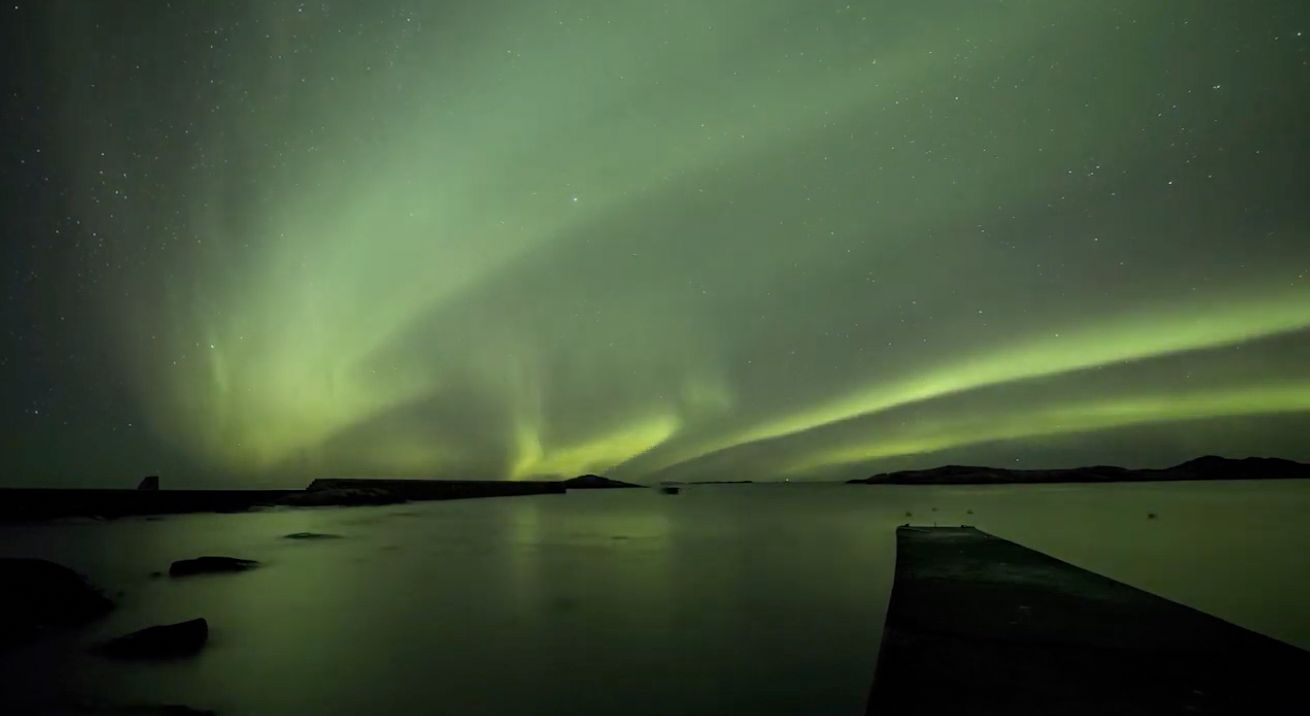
{"left": 660, "top": 486, "right": 681, "bottom": 495}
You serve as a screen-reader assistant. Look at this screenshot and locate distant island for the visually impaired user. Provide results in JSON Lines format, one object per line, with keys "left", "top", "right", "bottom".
{"left": 561, "top": 474, "right": 645, "bottom": 489}
{"left": 847, "top": 456, "right": 1310, "bottom": 485}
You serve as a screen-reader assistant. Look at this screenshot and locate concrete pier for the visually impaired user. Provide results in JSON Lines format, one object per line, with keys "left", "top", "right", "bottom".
{"left": 868, "top": 526, "right": 1310, "bottom": 715}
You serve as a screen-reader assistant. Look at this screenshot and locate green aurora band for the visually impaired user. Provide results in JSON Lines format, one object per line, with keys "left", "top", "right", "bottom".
{"left": 19, "top": 0, "right": 1310, "bottom": 485}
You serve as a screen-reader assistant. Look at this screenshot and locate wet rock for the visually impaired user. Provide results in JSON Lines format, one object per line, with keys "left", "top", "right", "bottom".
{"left": 52, "top": 699, "right": 216, "bottom": 715}
{"left": 95, "top": 618, "right": 208, "bottom": 659}
{"left": 168, "top": 556, "right": 259, "bottom": 577}
{"left": 0, "top": 558, "right": 113, "bottom": 643}
{"left": 282, "top": 532, "right": 342, "bottom": 540}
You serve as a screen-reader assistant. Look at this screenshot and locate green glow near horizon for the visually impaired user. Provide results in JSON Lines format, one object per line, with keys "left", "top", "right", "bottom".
{"left": 782, "top": 381, "right": 1310, "bottom": 475}
{"left": 637, "top": 287, "right": 1310, "bottom": 476}
{"left": 27, "top": 0, "right": 1310, "bottom": 484}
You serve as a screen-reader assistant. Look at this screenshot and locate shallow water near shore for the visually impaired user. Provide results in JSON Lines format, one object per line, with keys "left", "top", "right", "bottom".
{"left": 3, "top": 480, "right": 1309, "bottom": 715}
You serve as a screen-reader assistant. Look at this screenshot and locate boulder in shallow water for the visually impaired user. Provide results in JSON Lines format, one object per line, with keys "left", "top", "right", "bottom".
{"left": 168, "top": 556, "right": 259, "bottom": 577}
{"left": 49, "top": 699, "right": 216, "bottom": 715}
{"left": 0, "top": 558, "right": 113, "bottom": 643}
{"left": 283, "top": 531, "right": 342, "bottom": 540}
{"left": 95, "top": 618, "right": 208, "bottom": 659}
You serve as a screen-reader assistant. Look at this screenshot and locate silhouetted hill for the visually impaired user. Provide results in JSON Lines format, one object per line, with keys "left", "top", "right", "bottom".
{"left": 847, "top": 455, "right": 1310, "bottom": 485}
{"left": 562, "top": 474, "right": 645, "bottom": 489}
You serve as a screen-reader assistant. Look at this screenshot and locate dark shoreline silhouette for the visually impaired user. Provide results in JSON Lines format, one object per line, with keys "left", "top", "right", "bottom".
{"left": 0, "top": 473, "right": 658, "bottom": 522}
{"left": 0, "top": 478, "right": 566, "bottom": 521}
{"left": 4, "top": 457, "right": 1306, "bottom": 521}
{"left": 848, "top": 455, "right": 1310, "bottom": 485}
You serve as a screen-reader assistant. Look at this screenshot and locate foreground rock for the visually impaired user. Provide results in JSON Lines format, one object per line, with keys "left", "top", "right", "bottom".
{"left": 169, "top": 556, "right": 259, "bottom": 577}
{"left": 48, "top": 699, "right": 215, "bottom": 715}
{"left": 274, "top": 487, "right": 403, "bottom": 507}
{"left": 283, "top": 531, "right": 342, "bottom": 540}
{"left": 1, "top": 558, "right": 113, "bottom": 643}
{"left": 94, "top": 618, "right": 208, "bottom": 659}
{"left": 562, "top": 474, "right": 645, "bottom": 489}
{"left": 849, "top": 455, "right": 1310, "bottom": 485}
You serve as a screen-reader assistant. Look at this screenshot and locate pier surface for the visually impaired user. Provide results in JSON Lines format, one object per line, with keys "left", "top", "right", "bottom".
{"left": 868, "top": 526, "right": 1310, "bottom": 715}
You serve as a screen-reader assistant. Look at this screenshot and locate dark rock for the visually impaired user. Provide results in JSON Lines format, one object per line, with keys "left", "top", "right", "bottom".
{"left": 168, "top": 556, "right": 259, "bottom": 577}
{"left": 274, "top": 487, "right": 403, "bottom": 507}
{"left": 283, "top": 532, "right": 342, "bottom": 540}
{"left": 0, "top": 558, "right": 113, "bottom": 643}
{"left": 95, "top": 618, "right": 207, "bottom": 659}
{"left": 52, "top": 699, "right": 216, "bottom": 715}
{"left": 562, "top": 474, "right": 645, "bottom": 489}
{"left": 137, "top": 475, "right": 159, "bottom": 491}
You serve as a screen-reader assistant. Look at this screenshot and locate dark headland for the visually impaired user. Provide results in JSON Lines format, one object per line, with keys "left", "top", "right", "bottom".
{"left": 0, "top": 473, "right": 658, "bottom": 521}
{"left": 869, "top": 526, "right": 1310, "bottom": 715}
{"left": 0, "top": 477, "right": 572, "bottom": 521}
{"left": 560, "top": 474, "right": 645, "bottom": 489}
{"left": 848, "top": 455, "right": 1310, "bottom": 485}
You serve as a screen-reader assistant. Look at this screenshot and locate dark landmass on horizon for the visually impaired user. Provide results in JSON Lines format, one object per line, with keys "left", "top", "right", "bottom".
{"left": 560, "top": 474, "right": 645, "bottom": 489}
{"left": 849, "top": 455, "right": 1310, "bottom": 485}
{"left": 0, "top": 474, "right": 651, "bottom": 522}
{"left": 0, "top": 477, "right": 567, "bottom": 521}
{"left": 4, "top": 456, "right": 1307, "bottom": 521}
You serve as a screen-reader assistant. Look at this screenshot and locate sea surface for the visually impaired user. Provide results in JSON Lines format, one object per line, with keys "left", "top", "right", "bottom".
{"left": 3, "top": 480, "right": 1309, "bottom": 715}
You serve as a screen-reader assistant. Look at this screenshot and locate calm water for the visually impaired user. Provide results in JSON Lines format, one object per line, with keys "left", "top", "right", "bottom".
{"left": 3, "top": 481, "right": 1309, "bottom": 715}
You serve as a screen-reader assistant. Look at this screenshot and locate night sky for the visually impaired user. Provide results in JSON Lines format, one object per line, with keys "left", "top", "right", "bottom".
{"left": 3, "top": 1, "right": 1309, "bottom": 487}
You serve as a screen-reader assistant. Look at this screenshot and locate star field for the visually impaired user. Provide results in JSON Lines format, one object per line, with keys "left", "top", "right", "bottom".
{"left": 2, "top": 0, "right": 1309, "bottom": 486}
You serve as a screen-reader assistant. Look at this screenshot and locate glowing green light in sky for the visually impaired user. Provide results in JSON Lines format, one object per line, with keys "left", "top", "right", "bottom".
{"left": 22, "top": 0, "right": 1310, "bottom": 485}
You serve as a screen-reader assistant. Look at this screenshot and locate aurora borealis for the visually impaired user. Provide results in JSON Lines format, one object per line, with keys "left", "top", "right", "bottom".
{"left": 3, "top": 1, "right": 1309, "bottom": 486}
